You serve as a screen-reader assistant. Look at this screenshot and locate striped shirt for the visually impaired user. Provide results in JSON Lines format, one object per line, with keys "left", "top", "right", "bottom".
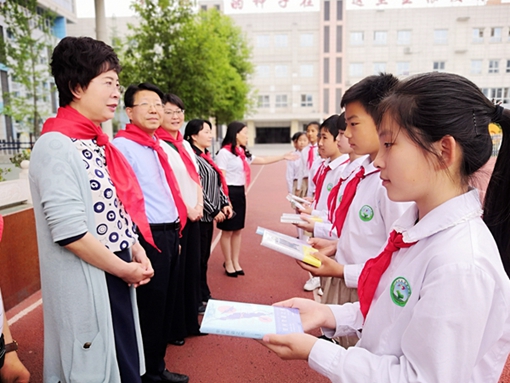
{"left": 192, "top": 145, "right": 230, "bottom": 222}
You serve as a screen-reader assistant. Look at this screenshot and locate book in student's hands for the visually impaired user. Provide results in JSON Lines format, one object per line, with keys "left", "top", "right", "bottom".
{"left": 280, "top": 213, "right": 324, "bottom": 224}
{"left": 286, "top": 193, "right": 311, "bottom": 211}
{"left": 199, "top": 299, "right": 303, "bottom": 339}
{"left": 260, "top": 229, "right": 322, "bottom": 267}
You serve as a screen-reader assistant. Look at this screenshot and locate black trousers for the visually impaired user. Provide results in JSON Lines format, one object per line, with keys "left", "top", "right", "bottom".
{"left": 199, "top": 221, "right": 214, "bottom": 302}
{"left": 167, "top": 220, "right": 201, "bottom": 340}
{"left": 136, "top": 224, "right": 179, "bottom": 377}
{"left": 105, "top": 248, "right": 141, "bottom": 383}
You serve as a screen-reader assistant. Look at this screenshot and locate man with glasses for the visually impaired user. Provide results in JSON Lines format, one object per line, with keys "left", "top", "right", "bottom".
{"left": 113, "top": 83, "right": 189, "bottom": 383}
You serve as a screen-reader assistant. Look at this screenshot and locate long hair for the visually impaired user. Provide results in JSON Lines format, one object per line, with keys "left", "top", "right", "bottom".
{"left": 184, "top": 119, "right": 212, "bottom": 148}
{"left": 221, "top": 121, "right": 252, "bottom": 158}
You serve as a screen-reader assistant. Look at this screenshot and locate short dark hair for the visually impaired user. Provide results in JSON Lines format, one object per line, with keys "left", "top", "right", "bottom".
{"left": 50, "top": 36, "right": 121, "bottom": 107}
{"left": 320, "top": 114, "right": 340, "bottom": 139}
{"left": 341, "top": 73, "right": 399, "bottom": 123}
{"left": 291, "top": 131, "right": 306, "bottom": 142}
{"left": 306, "top": 121, "right": 320, "bottom": 131}
{"left": 124, "top": 83, "right": 164, "bottom": 108}
{"left": 337, "top": 112, "right": 347, "bottom": 132}
{"left": 162, "top": 93, "right": 185, "bottom": 110}
{"left": 184, "top": 119, "right": 212, "bottom": 143}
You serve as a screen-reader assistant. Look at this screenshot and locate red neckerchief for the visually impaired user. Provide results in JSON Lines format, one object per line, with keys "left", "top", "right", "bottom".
{"left": 156, "top": 128, "right": 200, "bottom": 185}
{"left": 307, "top": 144, "right": 316, "bottom": 170}
{"left": 223, "top": 144, "right": 251, "bottom": 187}
{"left": 358, "top": 230, "right": 417, "bottom": 320}
{"left": 115, "top": 124, "right": 187, "bottom": 236}
{"left": 196, "top": 148, "right": 229, "bottom": 197}
{"left": 42, "top": 106, "right": 159, "bottom": 250}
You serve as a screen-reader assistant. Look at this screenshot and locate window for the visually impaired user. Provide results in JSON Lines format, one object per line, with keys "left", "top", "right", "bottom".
{"left": 324, "top": 26, "right": 330, "bottom": 53}
{"left": 472, "top": 28, "right": 484, "bottom": 43}
{"left": 336, "top": 57, "right": 342, "bottom": 83}
{"left": 507, "top": 60, "right": 510, "bottom": 73}
{"left": 256, "top": 65, "right": 270, "bottom": 78}
{"left": 275, "top": 95, "right": 288, "bottom": 108}
{"left": 324, "top": 89, "right": 330, "bottom": 114}
{"left": 397, "top": 30, "right": 411, "bottom": 45}
{"left": 481, "top": 88, "right": 510, "bottom": 104}
{"left": 349, "top": 63, "right": 363, "bottom": 77}
{"left": 471, "top": 60, "right": 482, "bottom": 74}
{"left": 275, "top": 65, "right": 288, "bottom": 77}
{"left": 490, "top": 27, "right": 502, "bottom": 43}
{"left": 301, "top": 94, "right": 313, "bottom": 107}
{"left": 433, "top": 61, "right": 445, "bottom": 72}
{"left": 396, "top": 62, "right": 410, "bottom": 76}
{"left": 350, "top": 31, "right": 364, "bottom": 45}
{"left": 300, "top": 64, "right": 313, "bottom": 77}
{"left": 335, "top": 88, "right": 342, "bottom": 113}
{"left": 489, "top": 60, "right": 499, "bottom": 74}
{"left": 324, "top": 58, "right": 330, "bottom": 83}
{"left": 275, "top": 34, "right": 288, "bottom": 48}
{"left": 373, "top": 62, "right": 386, "bottom": 74}
{"left": 434, "top": 29, "right": 448, "bottom": 44}
{"left": 324, "top": 1, "right": 330, "bottom": 21}
{"left": 257, "top": 95, "right": 270, "bottom": 108}
{"left": 337, "top": 0, "right": 343, "bottom": 20}
{"left": 200, "top": 5, "right": 207, "bottom": 11}
{"left": 373, "top": 31, "right": 387, "bottom": 45}
{"left": 256, "top": 35, "right": 270, "bottom": 48}
{"left": 300, "top": 33, "right": 313, "bottom": 47}
{"left": 336, "top": 26, "right": 342, "bottom": 52}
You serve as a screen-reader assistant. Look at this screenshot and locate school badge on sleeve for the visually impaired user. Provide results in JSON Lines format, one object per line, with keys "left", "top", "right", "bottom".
{"left": 359, "top": 205, "right": 374, "bottom": 221}
{"left": 390, "top": 277, "right": 411, "bottom": 307}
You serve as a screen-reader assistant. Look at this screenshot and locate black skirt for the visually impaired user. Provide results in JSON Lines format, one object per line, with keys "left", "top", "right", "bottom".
{"left": 217, "top": 185, "right": 246, "bottom": 231}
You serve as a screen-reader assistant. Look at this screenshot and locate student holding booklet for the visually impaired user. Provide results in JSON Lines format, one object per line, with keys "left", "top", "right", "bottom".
{"left": 261, "top": 72, "right": 510, "bottom": 383}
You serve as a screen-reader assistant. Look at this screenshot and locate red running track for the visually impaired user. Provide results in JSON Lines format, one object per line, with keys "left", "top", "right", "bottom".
{"left": 6, "top": 159, "right": 510, "bottom": 382}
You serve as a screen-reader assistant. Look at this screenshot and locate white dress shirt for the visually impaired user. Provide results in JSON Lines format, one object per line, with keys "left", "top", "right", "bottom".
{"left": 312, "top": 154, "right": 350, "bottom": 214}
{"left": 309, "top": 189, "right": 510, "bottom": 383}
{"left": 215, "top": 147, "right": 254, "bottom": 186}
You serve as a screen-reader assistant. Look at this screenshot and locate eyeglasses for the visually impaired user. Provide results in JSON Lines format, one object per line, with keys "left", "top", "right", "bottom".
{"left": 131, "top": 102, "right": 164, "bottom": 111}
{"left": 164, "top": 109, "right": 185, "bottom": 116}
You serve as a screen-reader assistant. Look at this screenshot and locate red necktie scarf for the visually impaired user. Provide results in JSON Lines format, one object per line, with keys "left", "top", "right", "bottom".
{"left": 313, "top": 165, "right": 331, "bottom": 207}
{"left": 358, "top": 230, "right": 417, "bottom": 319}
{"left": 42, "top": 106, "right": 159, "bottom": 250}
{"left": 327, "top": 180, "right": 343, "bottom": 223}
{"left": 307, "top": 144, "right": 316, "bottom": 170}
{"left": 223, "top": 144, "right": 251, "bottom": 188}
{"left": 312, "top": 162, "right": 325, "bottom": 188}
{"left": 200, "top": 151, "right": 229, "bottom": 197}
{"left": 330, "top": 167, "right": 365, "bottom": 236}
{"left": 116, "top": 124, "right": 187, "bottom": 235}
{"left": 156, "top": 128, "right": 200, "bottom": 185}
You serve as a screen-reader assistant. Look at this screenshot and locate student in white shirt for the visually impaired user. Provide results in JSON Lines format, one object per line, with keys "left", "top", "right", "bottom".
{"left": 286, "top": 132, "right": 308, "bottom": 196}
{"left": 216, "top": 122, "right": 297, "bottom": 277}
{"left": 299, "top": 122, "right": 320, "bottom": 197}
{"left": 262, "top": 72, "right": 510, "bottom": 383}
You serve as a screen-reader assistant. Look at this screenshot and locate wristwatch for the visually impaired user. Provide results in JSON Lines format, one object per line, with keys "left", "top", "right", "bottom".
{"left": 5, "top": 340, "right": 18, "bottom": 353}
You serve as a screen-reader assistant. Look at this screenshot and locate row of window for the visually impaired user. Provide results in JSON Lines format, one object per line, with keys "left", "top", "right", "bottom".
{"left": 481, "top": 88, "right": 510, "bottom": 104}
{"left": 255, "top": 33, "right": 315, "bottom": 49}
{"left": 256, "top": 64, "right": 315, "bottom": 78}
{"left": 350, "top": 27, "right": 510, "bottom": 46}
{"left": 349, "top": 59, "right": 510, "bottom": 77}
{"left": 257, "top": 94, "right": 313, "bottom": 108}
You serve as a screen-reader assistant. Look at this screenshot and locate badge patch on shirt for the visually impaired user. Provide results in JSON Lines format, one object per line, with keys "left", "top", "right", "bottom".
{"left": 359, "top": 205, "right": 374, "bottom": 221}
{"left": 327, "top": 183, "right": 333, "bottom": 191}
{"left": 390, "top": 277, "right": 411, "bottom": 307}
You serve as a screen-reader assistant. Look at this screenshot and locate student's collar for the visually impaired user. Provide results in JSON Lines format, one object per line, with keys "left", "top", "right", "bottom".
{"left": 328, "top": 153, "right": 350, "bottom": 170}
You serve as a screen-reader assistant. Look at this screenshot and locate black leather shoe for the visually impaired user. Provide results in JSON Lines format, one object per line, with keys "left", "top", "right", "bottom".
{"left": 168, "top": 339, "right": 185, "bottom": 346}
{"left": 223, "top": 262, "right": 237, "bottom": 277}
{"left": 236, "top": 269, "right": 245, "bottom": 276}
{"left": 161, "top": 369, "right": 189, "bottom": 383}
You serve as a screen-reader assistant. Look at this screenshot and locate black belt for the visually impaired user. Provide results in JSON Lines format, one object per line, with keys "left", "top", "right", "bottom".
{"left": 149, "top": 221, "right": 180, "bottom": 232}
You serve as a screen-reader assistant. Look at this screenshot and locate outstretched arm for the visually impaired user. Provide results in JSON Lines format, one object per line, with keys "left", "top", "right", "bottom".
{"left": 252, "top": 151, "right": 299, "bottom": 165}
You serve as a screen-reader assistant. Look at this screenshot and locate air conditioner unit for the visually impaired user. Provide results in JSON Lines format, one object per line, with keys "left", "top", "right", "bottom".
{"left": 403, "top": 47, "right": 411, "bottom": 54}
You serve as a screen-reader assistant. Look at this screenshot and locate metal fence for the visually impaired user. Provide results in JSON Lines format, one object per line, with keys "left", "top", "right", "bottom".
{"left": 0, "top": 135, "right": 36, "bottom": 155}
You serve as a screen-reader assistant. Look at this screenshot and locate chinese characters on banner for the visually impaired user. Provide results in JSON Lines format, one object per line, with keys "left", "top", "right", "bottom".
{"left": 224, "top": 0, "right": 320, "bottom": 14}
{"left": 347, "top": 0, "right": 486, "bottom": 9}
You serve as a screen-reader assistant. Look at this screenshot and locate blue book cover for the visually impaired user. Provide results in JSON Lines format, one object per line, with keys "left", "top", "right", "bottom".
{"left": 200, "top": 299, "right": 304, "bottom": 339}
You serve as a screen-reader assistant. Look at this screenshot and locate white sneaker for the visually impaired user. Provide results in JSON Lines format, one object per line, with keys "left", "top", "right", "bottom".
{"left": 318, "top": 288, "right": 324, "bottom": 296}
{"left": 304, "top": 276, "right": 320, "bottom": 291}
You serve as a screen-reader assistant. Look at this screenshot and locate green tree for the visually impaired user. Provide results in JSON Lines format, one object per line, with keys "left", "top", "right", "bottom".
{"left": 120, "top": 0, "right": 253, "bottom": 126}
{"left": 0, "top": 0, "right": 56, "bottom": 137}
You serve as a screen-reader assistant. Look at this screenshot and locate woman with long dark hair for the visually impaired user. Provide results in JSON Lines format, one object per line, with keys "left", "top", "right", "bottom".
{"left": 184, "top": 119, "right": 233, "bottom": 308}
{"left": 215, "top": 121, "right": 297, "bottom": 276}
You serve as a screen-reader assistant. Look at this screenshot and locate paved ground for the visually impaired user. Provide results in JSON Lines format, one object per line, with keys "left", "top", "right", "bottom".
{"left": 5, "top": 145, "right": 510, "bottom": 382}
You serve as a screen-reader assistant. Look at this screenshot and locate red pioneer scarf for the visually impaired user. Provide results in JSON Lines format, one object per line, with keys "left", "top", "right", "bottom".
{"left": 223, "top": 144, "right": 251, "bottom": 188}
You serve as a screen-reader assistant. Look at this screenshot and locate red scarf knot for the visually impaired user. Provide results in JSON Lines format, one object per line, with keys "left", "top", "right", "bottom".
{"left": 223, "top": 144, "right": 251, "bottom": 188}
